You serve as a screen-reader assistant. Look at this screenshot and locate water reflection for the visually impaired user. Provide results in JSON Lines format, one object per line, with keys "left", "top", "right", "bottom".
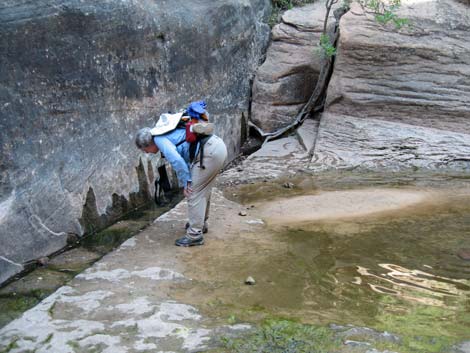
{"left": 357, "top": 263, "right": 470, "bottom": 308}
{"left": 263, "top": 180, "right": 470, "bottom": 336}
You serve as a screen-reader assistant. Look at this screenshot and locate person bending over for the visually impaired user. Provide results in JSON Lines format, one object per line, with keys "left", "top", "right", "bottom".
{"left": 135, "top": 114, "right": 227, "bottom": 247}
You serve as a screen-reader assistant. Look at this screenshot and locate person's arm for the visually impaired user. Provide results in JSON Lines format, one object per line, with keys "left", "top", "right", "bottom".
{"left": 153, "top": 136, "right": 191, "bottom": 189}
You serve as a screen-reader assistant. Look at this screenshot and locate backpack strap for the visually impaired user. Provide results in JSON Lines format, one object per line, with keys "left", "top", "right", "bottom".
{"left": 175, "top": 139, "right": 186, "bottom": 148}
{"left": 196, "top": 135, "right": 212, "bottom": 170}
{"left": 159, "top": 132, "right": 185, "bottom": 160}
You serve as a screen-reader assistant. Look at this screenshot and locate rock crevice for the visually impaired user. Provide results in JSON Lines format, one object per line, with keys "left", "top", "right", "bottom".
{"left": 311, "top": 0, "right": 470, "bottom": 171}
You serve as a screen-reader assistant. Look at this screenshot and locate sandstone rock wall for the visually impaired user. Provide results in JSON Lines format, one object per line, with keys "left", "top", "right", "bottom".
{"left": 0, "top": 0, "right": 271, "bottom": 285}
{"left": 312, "top": 0, "right": 470, "bottom": 171}
{"left": 250, "top": 3, "right": 335, "bottom": 133}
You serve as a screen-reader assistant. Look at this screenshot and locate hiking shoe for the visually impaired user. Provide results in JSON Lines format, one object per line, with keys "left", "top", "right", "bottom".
{"left": 185, "top": 222, "right": 208, "bottom": 234}
{"left": 175, "top": 235, "right": 204, "bottom": 247}
{"left": 192, "top": 122, "right": 214, "bottom": 135}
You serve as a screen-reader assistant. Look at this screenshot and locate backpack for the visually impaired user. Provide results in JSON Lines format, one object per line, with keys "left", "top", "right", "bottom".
{"left": 150, "top": 100, "right": 209, "bottom": 141}
{"left": 153, "top": 101, "right": 212, "bottom": 205}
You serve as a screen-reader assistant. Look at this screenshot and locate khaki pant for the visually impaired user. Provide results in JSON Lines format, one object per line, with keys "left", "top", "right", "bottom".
{"left": 187, "top": 135, "right": 227, "bottom": 237}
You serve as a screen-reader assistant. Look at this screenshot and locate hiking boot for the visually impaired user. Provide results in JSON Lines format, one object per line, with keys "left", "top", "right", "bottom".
{"left": 185, "top": 222, "right": 208, "bottom": 234}
{"left": 192, "top": 122, "right": 214, "bottom": 135}
{"left": 175, "top": 235, "right": 204, "bottom": 247}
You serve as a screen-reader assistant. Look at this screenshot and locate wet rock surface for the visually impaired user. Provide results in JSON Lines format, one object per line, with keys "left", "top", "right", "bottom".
{"left": 255, "top": 188, "right": 432, "bottom": 225}
{"left": 47, "top": 248, "right": 102, "bottom": 273}
{"left": 0, "top": 269, "right": 72, "bottom": 297}
{"left": 334, "top": 325, "right": 401, "bottom": 345}
{"left": 1, "top": 150, "right": 470, "bottom": 352}
{"left": 0, "top": 200, "right": 180, "bottom": 332}
{"left": 0, "top": 190, "right": 257, "bottom": 352}
{"left": 0, "top": 268, "right": 73, "bottom": 329}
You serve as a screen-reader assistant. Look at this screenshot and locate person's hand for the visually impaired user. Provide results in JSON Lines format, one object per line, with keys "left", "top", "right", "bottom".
{"left": 184, "top": 182, "right": 193, "bottom": 198}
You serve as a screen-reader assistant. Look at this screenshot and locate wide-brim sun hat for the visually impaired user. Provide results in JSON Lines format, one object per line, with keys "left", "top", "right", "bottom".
{"left": 150, "top": 112, "right": 184, "bottom": 136}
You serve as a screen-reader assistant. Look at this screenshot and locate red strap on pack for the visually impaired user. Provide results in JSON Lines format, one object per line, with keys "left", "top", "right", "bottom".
{"left": 185, "top": 120, "right": 198, "bottom": 143}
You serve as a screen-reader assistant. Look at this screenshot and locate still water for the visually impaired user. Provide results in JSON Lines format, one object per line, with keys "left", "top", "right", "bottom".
{"left": 178, "top": 173, "right": 470, "bottom": 351}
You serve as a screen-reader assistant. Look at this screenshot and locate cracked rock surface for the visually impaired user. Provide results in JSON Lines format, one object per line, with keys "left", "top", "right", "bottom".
{"left": 0, "top": 190, "right": 253, "bottom": 353}
{"left": 314, "top": 0, "right": 470, "bottom": 171}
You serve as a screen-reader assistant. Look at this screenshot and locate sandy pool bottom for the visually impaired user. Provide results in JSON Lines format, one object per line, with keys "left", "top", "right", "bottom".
{"left": 252, "top": 188, "right": 434, "bottom": 225}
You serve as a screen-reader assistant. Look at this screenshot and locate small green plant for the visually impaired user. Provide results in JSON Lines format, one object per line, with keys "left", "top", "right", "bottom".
{"left": 341, "top": 0, "right": 352, "bottom": 10}
{"left": 271, "top": 0, "right": 315, "bottom": 10}
{"left": 41, "top": 333, "right": 54, "bottom": 344}
{"left": 279, "top": 0, "right": 294, "bottom": 9}
{"left": 391, "top": 17, "right": 410, "bottom": 28}
{"left": 227, "top": 314, "right": 237, "bottom": 324}
{"left": 315, "top": 0, "right": 340, "bottom": 58}
{"left": 359, "top": 0, "right": 409, "bottom": 28}
{"left": 319, "top": 34, "right": 336, "bottom": 58}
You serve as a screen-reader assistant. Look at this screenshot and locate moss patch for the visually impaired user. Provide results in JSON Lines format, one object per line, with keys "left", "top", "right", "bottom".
{"left": 0, "top": 337, "right": 19, "bottom": 353}
{"left": 0, "top": 296, "right": 38, "bottom": 329}
{"left": 81, "top": 227, "right": 133, "bottom": 254}
{"left": 374, "top": 297, "right": 469, "bottom": 353}
{"left": 219, "top": 319, "right": 340, "bottom": 353}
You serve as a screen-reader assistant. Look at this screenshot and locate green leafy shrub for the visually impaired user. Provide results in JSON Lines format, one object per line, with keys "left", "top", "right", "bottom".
{"left": 319, "top": 33, "right": 336, "bottom": 58}
{"left": 358, "top": 0, "right": 409, "bottom": 28}
{"left": 272, "top": 0, "right": 316, "bottom": 10}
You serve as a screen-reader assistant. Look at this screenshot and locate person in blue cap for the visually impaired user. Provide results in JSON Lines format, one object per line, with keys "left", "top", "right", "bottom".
{"left": 135, "top": 101, "right": 227, "bottom": 246}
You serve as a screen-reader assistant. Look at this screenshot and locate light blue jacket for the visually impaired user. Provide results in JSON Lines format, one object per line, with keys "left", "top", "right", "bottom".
{"left": 153, "top": 128, "right": 192, "bottom": 188}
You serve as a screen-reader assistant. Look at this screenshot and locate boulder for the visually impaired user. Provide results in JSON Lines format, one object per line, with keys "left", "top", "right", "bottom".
{"left": 0, "top": 0, "right": 271, "bottom": 285}
{"left": 312, "top": 0, "right": 470, "bottom": 170}
{"left": 250, "top": 3, "right": 336, "bottom": 133}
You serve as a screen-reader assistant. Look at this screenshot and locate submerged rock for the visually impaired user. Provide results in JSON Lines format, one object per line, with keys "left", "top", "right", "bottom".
{"left": 338, "top": 326, "right": 401, "bottom": 345}
{"left": 451, "top": 341, "right": 470, "bottom": 353}
{"left": 37, "top": 257, "right": 49, "bottom": 267}
{"left": 457, "top": 248, "right": 470, "bottom": 261}
{"left": 0, "top": 268, "right": 72, "bottom": 297}
{"left": 245, "top": 276, "right": 256, "bottom": 285}
{"left": 47, "top": 248, "right": 102, "bottom": 273}
{"left": 344, "top": 340, "right": 372, "bottom": 347}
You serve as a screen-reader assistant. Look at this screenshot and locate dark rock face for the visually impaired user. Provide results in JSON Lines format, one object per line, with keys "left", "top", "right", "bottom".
{"left": 0, "top": 0, "right": 271, "bottom": 285}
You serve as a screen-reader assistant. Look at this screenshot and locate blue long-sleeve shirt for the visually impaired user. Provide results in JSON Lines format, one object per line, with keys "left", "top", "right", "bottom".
{"left": 153, "top": 128, "right": 192, "bottom": 188}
